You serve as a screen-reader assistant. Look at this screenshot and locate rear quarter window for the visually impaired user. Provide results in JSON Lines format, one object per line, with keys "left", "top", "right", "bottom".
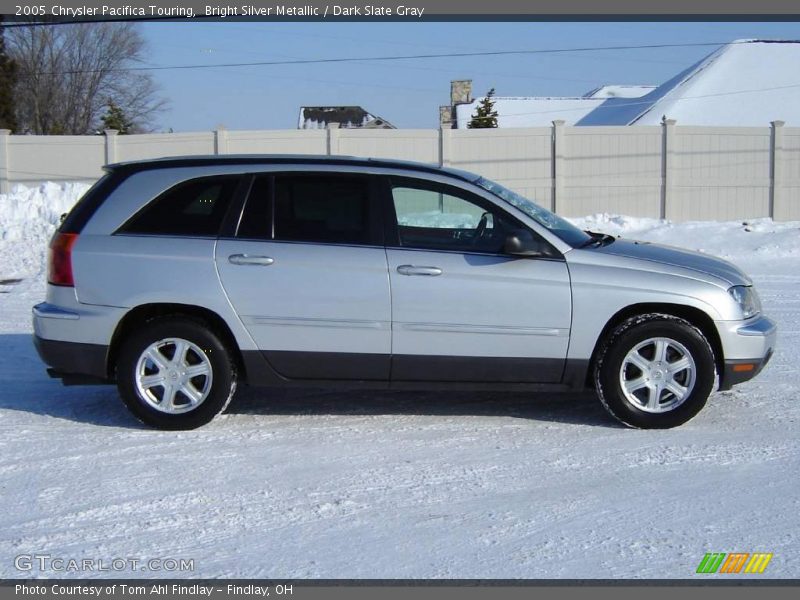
{"left": 59, "top": 173, "right": 121, "bottom": 234}
{"left": 118, "top": 176, "right": 240, "bottom": 237}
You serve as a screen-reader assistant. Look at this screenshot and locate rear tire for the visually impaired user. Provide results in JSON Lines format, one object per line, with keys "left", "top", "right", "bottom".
{"left": 594, "top": 313, "right": 716, "bottom": 429}
{"left": 116, "top": 316, "right": 237, "bottom": 430}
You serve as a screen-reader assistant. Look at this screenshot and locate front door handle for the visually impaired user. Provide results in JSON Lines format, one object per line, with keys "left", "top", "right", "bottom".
{"left": 397, "top": 265, "right": 442, "bottom": 277}
{"left": 228, "top": 254, "right": 274, "bottom": 266}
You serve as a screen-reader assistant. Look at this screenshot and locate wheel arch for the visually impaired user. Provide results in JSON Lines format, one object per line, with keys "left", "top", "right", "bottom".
{"left": 585, "top": 303, "right": 723, "bottom": 387}
{"left": 106, "top": 303, "right": 246, "bottom": 381}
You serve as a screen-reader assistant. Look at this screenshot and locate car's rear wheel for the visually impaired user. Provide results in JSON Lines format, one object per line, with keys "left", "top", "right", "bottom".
{"left": 594, "top": 313, "right": 716, "bottom": 428}
{"left": 116, "top": 317, "right": 237, "bottom": 429}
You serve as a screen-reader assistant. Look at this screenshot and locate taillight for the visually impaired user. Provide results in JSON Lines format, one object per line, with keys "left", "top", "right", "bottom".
{"left": 48, "top": 233, "right": 79, "bottom": 286}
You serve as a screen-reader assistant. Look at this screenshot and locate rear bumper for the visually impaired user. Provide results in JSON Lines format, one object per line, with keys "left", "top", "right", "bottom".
{"left": 716, "top": 315, "right": 777, "bottom": 391}
{"left": 33, "top": 335, "right": 110, "bottom": 384}
{"left": 33, "top": 297, "right": 124, "bottom": 346}
{"left": 32, "top": 294, "right": 123, "bottom": 384}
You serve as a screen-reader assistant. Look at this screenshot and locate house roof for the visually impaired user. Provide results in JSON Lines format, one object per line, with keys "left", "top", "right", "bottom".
{"left": 577, "top": 39, "right": 800, "bottom": 126}
{"left": 455, "top": 97, "right": 604, "bottom": 128}
{"left": 583, "top": 85, "right": 656, "bottom": 99}
{"left": 297, "top": 106, "right": 395, "bottom": 129}
{"left": 453, "top": 85, "right": 654, "bottom": 128}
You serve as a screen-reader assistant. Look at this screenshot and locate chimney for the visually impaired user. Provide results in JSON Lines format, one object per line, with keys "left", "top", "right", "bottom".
{"left": 439, "top": 105, "right": 453, "bottom": 128}
{"left": 450, "top": 80, "right": 472, "bottom": 106}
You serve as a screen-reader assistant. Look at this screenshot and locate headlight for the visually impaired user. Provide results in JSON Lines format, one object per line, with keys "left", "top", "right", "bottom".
{"left": 729, "top": 285, "right": 762, "bottom": 319}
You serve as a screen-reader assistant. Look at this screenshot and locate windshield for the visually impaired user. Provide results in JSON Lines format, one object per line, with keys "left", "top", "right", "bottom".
{"left": 475, "top": 177, "right": 592, "bottom": 248}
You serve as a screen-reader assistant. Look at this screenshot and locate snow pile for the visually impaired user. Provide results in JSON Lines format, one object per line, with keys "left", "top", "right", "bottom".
{"left": 0, "top": 182, "right": 90, "bottom": 278}
{"left": 569, "top": 214, "right": 800, "bottom": 261}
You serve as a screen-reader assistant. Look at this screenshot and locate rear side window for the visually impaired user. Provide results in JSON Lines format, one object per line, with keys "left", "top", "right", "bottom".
{"left": 273, "top": 175, "right": 373, "bottom": 245}
{"left": 120, "top": 176, "right": 240, "bottom": 237}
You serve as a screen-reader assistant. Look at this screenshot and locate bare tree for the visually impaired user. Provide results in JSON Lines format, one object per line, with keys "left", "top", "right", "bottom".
{"left": 0, "top": 17, "right": 18, "bottom": 131}
{"left": 8, "top": 22, "right": 166, "bottom": 134}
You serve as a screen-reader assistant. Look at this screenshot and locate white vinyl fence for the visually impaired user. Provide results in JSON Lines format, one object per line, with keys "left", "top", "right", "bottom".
{"left": 1, "top": 120, "right": 798, "bottom": 221}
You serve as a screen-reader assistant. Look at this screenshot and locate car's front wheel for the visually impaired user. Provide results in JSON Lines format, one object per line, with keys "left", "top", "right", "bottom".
{"left": 594, "top": 313, "right": 716, "bottom": 428}
{"left": 116, "top": 316, "right": 237, "bottom": 429}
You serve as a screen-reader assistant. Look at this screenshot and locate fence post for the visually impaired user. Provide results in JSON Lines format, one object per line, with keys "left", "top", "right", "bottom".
{"left": 661, "top": 119, "right": 677, "bottom": 220}
{"left": 0, "top": 129, "right": 9, "bottom": 195}
{"left": 439, "top": 127, "right": 452, "bottom": 167}
{"left": 770, "top": 120, "right": 785, "bottom": 220}
{"left": 326, "top": 123, "right": 340, "bottom": 155}
{"left": 214, "top": 127, "right": 229, "bottom": 155}
{"left": 104, "top": 129, "right": 118, "bottom": 165}
{"left": 552, "top": 120, "right": 565, "bottom": 214}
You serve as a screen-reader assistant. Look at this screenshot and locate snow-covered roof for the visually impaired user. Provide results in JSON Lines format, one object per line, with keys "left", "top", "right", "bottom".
{"left": 455, "top": 97, "right": 603, "bottom": 128}
{"left": 583, "top": 85, "right": 656, "bottom": 99}
{"left": 577, "top": 40, "right": 800, "bottom": 126}
{"left": 298, "top": 106, "right": 395, "bottom": 129}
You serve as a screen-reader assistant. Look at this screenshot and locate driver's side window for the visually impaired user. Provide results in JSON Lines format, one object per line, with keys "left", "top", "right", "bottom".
{"left": 390, "top": 180, "right": 513, "bottom": 254}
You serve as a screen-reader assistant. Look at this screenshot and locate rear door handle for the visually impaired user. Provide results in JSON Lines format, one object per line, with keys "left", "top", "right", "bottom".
{"left": 228, "top": 254, "right": 274, "bottom": 266}
{"left": 397, "top": 265, "right": 442, "bottom": 277}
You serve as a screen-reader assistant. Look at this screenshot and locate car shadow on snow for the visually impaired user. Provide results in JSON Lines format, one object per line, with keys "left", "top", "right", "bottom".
{"left": 0, "top": 334, "right": 145, "bottom": 429}
{"left": 229, "top": 386, "right": 618, "bottom": 428}
{"left": 0, "top": 333, "right": 620, "bottom": 429}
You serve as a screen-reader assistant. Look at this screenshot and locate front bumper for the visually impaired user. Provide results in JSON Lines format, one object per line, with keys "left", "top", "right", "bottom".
{"left": 716, "top": 315, "right": 777, "bottom": 391}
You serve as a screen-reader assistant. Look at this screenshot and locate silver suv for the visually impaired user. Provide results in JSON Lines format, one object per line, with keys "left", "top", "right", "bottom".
{"left": 33, "top": 156, "right": 776, "bottom": 429}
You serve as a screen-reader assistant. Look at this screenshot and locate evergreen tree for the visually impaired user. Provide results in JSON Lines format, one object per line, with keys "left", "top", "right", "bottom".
{"left": 467, "top": 88, "right": 498, "bottom": 129}
{"left": 100, "top": 100, "right": 133, "bottom": 134}
{"left": 0, "top": 17, "right": 18, "bottom": 131}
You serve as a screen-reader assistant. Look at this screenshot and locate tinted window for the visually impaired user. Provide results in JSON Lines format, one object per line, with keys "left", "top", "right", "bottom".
{"left": 121, "top": 176, "right": 239, "bottom": 236}
{"left": 236, "top": 175, "right": 272, "bottom": 239}
{"left": 390, "top": 179, "right": 520, "bottom": 254}
{"left": 274, "top": 175, "right": 372, "bottom": 245}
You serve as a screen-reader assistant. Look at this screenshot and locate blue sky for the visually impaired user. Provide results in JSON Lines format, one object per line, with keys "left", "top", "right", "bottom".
{"left": 140, "top": 21, "right": 800, "bottom": 131}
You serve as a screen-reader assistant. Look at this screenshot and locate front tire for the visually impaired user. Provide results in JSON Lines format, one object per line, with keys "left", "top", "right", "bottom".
{"left": 116, "top": 316, "right": 237, "bottom": 430}
{"left": 594, "top": 314, "right": 716, "bottom": 429}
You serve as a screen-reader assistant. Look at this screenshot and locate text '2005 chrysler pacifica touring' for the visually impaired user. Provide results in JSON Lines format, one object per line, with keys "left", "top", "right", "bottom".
{"left": 33, "top": 155, "right": 776, "bottom": 429}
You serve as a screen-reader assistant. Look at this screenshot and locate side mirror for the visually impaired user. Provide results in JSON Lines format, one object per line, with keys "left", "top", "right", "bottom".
{"left": 504, "top": 229, "right": 547, "bottom": 257}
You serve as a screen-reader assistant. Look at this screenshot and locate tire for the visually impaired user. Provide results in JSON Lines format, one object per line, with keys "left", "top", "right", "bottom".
{"left": 594, "top": 313, "right": 716, "bottom": 429}
{"left": 116, "top": 316, "right": 237, "bottom": 430}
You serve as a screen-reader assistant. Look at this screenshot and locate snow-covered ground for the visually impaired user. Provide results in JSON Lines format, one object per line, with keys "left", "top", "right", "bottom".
{"left": 1, "top": 183, "right": 798, "bottom": 579}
